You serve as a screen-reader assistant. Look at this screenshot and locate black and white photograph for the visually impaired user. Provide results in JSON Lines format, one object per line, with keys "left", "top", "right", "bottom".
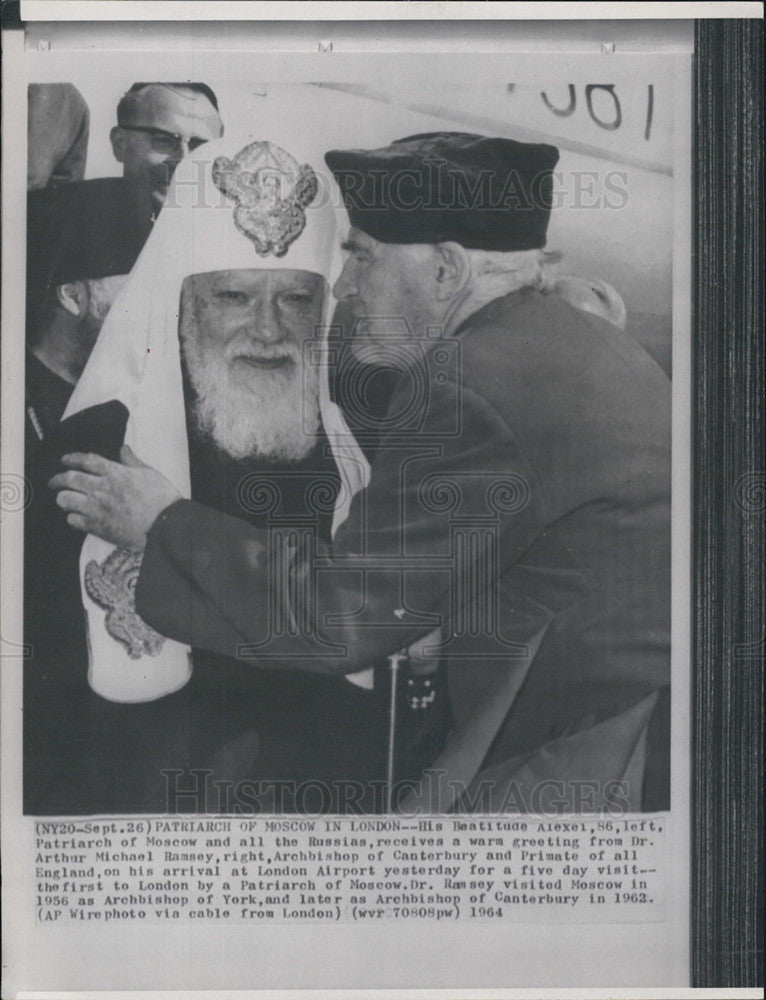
{"left": 1, "top": 6, "right": 762, "bottom": 996}
{"left": 22, "top": 65, "right": 675, "bottom": 820}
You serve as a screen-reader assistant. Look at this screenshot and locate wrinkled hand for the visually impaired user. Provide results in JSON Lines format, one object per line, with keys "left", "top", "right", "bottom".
{"left": 49, "top": 445, "right": 181, "bottom": 551}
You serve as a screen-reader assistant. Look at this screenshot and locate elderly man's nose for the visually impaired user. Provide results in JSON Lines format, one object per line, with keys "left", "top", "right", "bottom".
{"left": 249, "top": 299, "right": 284, "bottom": 343}
{"left": 333, "top": 261, "right": 356, "bottom": 301}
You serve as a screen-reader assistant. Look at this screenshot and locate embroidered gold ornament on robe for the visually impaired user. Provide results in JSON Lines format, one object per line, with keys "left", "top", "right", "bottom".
{"left": 84, "top": 547, "right": 166, "bottom": 659}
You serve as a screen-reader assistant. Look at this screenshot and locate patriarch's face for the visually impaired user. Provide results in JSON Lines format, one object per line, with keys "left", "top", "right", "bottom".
{"left": 180, "top": 268, "right": 325, "bottom": 462}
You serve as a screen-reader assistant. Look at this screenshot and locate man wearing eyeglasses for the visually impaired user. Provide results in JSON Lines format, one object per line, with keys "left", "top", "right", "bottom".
{"left": 110, "top": 82, "right": 224, "bottom": 217}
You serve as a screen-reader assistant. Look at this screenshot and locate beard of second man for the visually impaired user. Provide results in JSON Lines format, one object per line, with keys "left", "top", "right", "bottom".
{"left": 179, "top": 308, "right": 321, "bottom": 465}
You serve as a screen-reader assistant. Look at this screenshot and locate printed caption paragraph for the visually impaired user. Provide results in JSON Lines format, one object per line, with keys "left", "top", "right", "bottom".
{"left": 35, "top": 815, "right": 667, "bottom": 925}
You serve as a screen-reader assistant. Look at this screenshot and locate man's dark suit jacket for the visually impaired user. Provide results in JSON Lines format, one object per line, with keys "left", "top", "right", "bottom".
{"left": 137, "top": 289, "right": 671, "bottom": 811}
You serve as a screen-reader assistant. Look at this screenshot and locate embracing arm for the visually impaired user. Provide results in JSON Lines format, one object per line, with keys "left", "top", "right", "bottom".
{"left": 134, "top": 381, "right": 546, "bottom": 675}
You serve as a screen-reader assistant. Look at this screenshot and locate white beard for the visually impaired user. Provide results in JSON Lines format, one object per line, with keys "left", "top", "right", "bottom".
{"left": 181, "top": 330, "right": 321, "bottom": 463}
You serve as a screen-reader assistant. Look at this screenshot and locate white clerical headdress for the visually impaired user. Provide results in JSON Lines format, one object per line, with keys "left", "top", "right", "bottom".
{"left": 65, "top": 86, "right": 370, "bottom": 702}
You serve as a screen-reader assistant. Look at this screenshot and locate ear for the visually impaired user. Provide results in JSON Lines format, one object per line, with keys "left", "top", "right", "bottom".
{"left": 433, "top": 242, "right": 471, "bottom": 301}
{"left": 590, "top": 279, "right": 627, "bottom": 329}
{"left": 55, "top": 281, "right": 89, "bottom": 319}
{"left": 110, "top": 126, "right": 126, "bottom": 164}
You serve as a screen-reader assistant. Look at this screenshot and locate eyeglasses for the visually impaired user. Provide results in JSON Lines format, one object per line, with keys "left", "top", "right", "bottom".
{"left": 119, "top": 125, "right": 209, "bottom": 157}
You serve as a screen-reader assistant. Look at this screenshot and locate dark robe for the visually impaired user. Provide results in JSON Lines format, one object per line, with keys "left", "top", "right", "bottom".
{"left": 24, "top": 352, "right": 90, "bottom": 813}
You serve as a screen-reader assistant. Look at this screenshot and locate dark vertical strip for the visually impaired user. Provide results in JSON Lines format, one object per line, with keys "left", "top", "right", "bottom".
{"left": 693, "top": 18, "right": 764, "bottom": 988}
{"left": 645, "top": 83, "right": 655, "bottom": 141}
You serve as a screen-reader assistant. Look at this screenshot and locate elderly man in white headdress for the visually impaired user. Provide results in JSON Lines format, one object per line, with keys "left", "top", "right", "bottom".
{"left": 50, "top": 116, "right": 444, "bottom": 813}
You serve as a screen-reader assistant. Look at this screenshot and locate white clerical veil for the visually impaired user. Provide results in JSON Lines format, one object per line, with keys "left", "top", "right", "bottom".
{"left": 65, "top": 90, "right": 370, "bottom": 702}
